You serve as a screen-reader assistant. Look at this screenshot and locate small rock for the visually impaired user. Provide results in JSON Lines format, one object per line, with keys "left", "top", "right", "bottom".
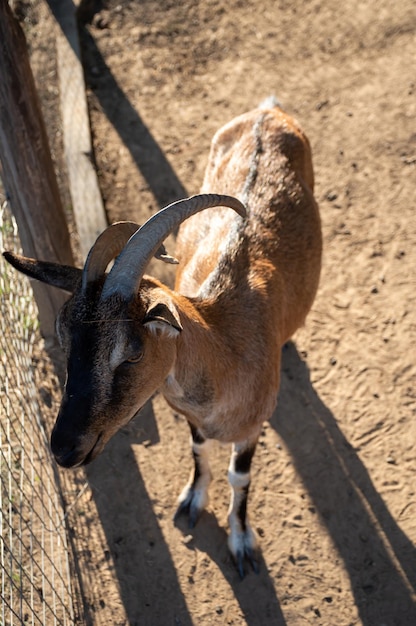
{"left": 183, "top": 535, "right": 194, "bottom": 545}
{"left": 93, "top": 10, "right": 110, "bottom": 28}
{"left": 316, "top": 100, "right": 329, "bottom": 111}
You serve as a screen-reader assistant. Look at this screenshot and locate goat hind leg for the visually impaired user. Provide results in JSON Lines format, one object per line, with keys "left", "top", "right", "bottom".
{"left": 175, "top": 423, "right": 212, "bottom": 528}
{"left": 227, "top": 439, "right": 259, "bottom": 578}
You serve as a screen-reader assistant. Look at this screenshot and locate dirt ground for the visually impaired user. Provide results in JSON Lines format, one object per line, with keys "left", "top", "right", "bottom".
{"left": 15, "top": 0, "right": 416, "bottom": 624}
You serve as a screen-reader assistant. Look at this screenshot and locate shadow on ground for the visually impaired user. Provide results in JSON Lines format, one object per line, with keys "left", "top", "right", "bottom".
{"left": 272, "top": 342, "right": 416, "bottom": 625}
{"left": 86, "top": 398, "right": 287, "bottom": 625}
{"left": 85, "top": 402, "right": 194, "bottom": 625}
{"left": 83, "top": 343, "right": 416, "bottom": 625}
{"left": 47, "top": 0, "right": 187, "bottom": 209}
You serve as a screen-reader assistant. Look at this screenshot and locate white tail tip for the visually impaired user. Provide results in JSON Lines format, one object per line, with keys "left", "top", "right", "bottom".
{"left": 259, "top": 95, "right": 282, "bottom": 110}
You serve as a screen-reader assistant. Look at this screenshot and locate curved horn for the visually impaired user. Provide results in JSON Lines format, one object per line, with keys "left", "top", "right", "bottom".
{"left": 82, "top": 222, "right": 140, "bottom": 290}
{"left": 100, "top": 193, "right": 247, "bottom": 300}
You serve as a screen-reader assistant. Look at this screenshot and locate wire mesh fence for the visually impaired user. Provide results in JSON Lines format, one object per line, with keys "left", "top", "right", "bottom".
{"left": 0, "top": 204, "right": 78, "bottom": 626}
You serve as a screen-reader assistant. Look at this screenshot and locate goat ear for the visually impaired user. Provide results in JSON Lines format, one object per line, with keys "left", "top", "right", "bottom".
{"left": 3, "top": 251, "right": 81, "bottom": 293}
{"left": 143, "top": 299, "right": 182, "bottom": 336}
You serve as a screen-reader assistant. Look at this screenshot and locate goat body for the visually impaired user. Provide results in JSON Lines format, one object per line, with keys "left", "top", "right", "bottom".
{"left": 4, "top": 101, "right": 322, "bottom": 576}
{"left": 169, "top": 105, "right": 320, "bottom": 439}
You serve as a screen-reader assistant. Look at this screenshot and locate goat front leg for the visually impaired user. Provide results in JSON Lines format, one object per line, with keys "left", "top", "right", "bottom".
{"left": 228, "top": 439, "right": 259, "bottom": 578}
{"left": 175, "top": 423, "right": 213, "bottom": 528}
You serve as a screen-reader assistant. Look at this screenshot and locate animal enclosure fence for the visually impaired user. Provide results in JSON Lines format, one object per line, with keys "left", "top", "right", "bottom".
{"left": 0, "top": 204, "right": 78, "bottom": 625}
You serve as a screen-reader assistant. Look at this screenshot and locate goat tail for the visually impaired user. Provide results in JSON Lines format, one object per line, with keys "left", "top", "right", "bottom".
{"left": 258, "top": 95, "right": 282, "bottom": 110}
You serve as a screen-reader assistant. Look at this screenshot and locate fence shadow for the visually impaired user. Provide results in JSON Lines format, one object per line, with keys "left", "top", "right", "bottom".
{"left": 272, "top": 342, "right": 416, "bottom": 625}
{"left": 85, "top": 400, "right": 194, "bottom": 626}
{"left": 47, "top": 0, "right": 187, "bottom": 209}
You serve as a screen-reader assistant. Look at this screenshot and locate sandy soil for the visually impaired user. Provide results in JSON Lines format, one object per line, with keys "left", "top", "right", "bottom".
{"left": 18, "top": 0, "right": 416, "bottom": 624}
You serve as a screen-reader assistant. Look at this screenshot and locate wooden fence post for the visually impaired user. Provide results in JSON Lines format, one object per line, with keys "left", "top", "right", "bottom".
{"left": 51, "top": 0, "right": 108, "bottom": 259}
{"left": 0, "top": 0, "right": 75, "bottom": 340}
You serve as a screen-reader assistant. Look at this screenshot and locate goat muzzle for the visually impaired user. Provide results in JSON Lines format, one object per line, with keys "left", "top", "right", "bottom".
{"left": 51, "top": 426, "right": 103, "bottom": 468}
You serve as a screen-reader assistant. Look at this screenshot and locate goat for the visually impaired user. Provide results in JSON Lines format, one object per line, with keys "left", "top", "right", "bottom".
{"left": 4, "top": 100, "right": 322, "bottom": 576}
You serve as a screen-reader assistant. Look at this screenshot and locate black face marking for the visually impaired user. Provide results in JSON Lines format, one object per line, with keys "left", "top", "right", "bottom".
{"left": 51, "top": 286, "right": 150, "bottom": 466}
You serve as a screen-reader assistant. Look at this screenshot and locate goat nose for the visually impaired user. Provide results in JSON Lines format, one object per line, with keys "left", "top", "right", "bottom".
{"left": 50, "top": 428, "right": 77, "bottom": 467}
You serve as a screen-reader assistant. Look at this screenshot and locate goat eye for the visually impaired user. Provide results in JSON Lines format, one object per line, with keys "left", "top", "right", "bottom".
{"left": 125, "top": 352, "right": 143, "bottom": 364}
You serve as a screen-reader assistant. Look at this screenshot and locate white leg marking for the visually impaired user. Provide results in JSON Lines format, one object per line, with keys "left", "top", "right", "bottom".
{"left": 176, "top": 437, "right": 213, "bottom": 526}
{"left": 227, "top": 443, "right": 259, "bottom": 576}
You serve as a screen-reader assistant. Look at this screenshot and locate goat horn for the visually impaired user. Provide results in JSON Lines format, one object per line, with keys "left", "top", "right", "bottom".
{"left": 100, "top": 194, "right": 247, "bottom": 300}
{"left": 82, "top": 221, "right": 178, "bottom": 291}
{"left": 82, "top": 222, "right": 140, "bottom": 290}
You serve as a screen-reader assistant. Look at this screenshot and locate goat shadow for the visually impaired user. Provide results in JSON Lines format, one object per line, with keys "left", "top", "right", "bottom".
{"left": 272, "top": 341, "right": 416, "bottom": 625}
{"left": 174, "top": 511, "right": 287, "bottom": 625}
{"left": 85, "top": 404, "right": 287, "bottom": 626}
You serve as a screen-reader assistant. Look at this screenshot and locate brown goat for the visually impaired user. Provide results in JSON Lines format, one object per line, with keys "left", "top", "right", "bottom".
{"left": 4, "top": 99, "right": 322, "bottom": 576}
